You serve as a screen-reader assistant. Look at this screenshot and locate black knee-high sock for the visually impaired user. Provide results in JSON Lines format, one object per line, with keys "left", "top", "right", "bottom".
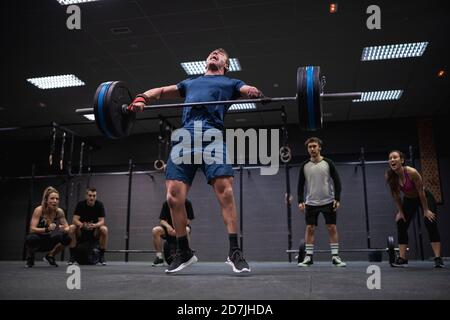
{"left": 229, "top": 233, "right": 239, "bottom": 255}
{"left": 177, "top": 235, "right": 190, "bottom": 252}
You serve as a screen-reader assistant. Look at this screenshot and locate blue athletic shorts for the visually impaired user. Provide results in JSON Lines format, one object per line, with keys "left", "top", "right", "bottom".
{"left": 165, "top": 140, "right": 234, "bottom": 185}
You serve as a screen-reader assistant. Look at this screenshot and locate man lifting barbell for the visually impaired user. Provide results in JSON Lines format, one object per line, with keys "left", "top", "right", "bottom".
{"left": 129, "top": 48, "right": 259, "bottom": 273}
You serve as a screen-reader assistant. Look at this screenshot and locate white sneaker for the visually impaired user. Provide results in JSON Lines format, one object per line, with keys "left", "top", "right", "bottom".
{"left": 298, "top": 255, "right": 313, "bottom": 267}
{"left": 332, "top": 255, "right": 346, "bottom": 267}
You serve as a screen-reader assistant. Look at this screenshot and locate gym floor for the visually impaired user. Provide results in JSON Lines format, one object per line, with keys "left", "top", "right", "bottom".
{"left": 1, "top": 260, "right": 449, "bottom": 300}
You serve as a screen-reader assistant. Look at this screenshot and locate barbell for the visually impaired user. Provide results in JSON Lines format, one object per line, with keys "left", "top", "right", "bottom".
{"left": 286, "top": 236, "right": 398, "bottom": 265}
{"left": 75, "top": 66, "right": 362, "bottom": 139}
{"left": 104, "top": 242, "right": 185, "bottom": 265}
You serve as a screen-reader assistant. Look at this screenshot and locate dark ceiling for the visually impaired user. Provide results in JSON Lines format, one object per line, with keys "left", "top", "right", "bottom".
{"left": 1, "top": 0, "right": 449, "bottom": 140}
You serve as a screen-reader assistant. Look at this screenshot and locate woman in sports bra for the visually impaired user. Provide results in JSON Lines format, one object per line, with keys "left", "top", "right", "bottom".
{"left": 385, "top": 150, "right": 443, "bottom": 268}
{"left": 24, "top": 186, "right": 74, "bottom": 268}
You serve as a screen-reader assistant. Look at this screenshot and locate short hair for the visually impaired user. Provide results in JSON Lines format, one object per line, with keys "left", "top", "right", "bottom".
{"left": 212, "top": 48, "right": 230, "bottom": 73}
{"left": 304, "top": 137, "right": 323, "bottom": 147}
{"left": 86, "top": 187, "right": 97, "bottom": 193}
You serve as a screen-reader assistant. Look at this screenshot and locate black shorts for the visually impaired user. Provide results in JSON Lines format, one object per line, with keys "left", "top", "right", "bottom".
{"left": 305, "top": 202, "right": 336, "bottom": 226}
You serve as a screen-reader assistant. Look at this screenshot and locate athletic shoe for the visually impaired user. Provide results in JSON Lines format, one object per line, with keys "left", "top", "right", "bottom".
{"left": 226, "top": 249, "right": 251, "bottom": 273}
{"left": 298, "top": 255, "right": 313, "bottom": 267}
{"left": 165, "top": 249, "right": 197, "bottom": 273}
{"left": 391, "top": 257, "right": 408, "bottom": 267}
{"left": 43, "top": 254, "right": 58, "bottom": 267}
{"left": 25, "top": 254, "right": 35, "bottom": 268}
{"left": 434, "top": 257, "right": 444, "bottom": 268}
{"left": 97, "top": 253, "right": 107, "bottom": 266}
{"left": 67, "top": 255, "right": 77, "bottom": 265}
{"left": 332, "top": 255, "right": 347, "bottom": 267}
{"left": 152, "top": 256, "right": 164, "bottom": 267}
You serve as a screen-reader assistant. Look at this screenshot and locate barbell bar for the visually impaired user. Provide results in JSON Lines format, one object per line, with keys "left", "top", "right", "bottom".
{"left": 103, "top": 245, "right": 187, "bottom": 265}
{"left": 75, "top": 66, "right": 362, "bottom": 139}
{"left": 105, "top": 249, "right": 156, "bottom": 253}
{"left": 288, "top": 236, "right": 398, "bottom": 264}
{"left": 75, "top": 93, "right": 359, "bottom": 114}
{"left": 98, "top": 249, "right": 174, "bottom": 264}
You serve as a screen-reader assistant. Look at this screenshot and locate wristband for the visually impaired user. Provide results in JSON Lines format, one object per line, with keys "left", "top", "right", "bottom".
{"left": 135, "top": 93, "right": 151, "bottom": 105}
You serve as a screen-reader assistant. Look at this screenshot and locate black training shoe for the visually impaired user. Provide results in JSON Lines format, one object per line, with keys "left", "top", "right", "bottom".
{"left": 391, "top": 257, "right": 408, "bottom": 268}
{"left": 434, "top": 257, "right": 444, "bottom": 268}
{"left": 226, "top": 249, "right": 251, "bottom": 273}
{"left": 67, "top": 255, "right": 77, "bottom": 265}
{"left": 97, "top": 253, "right": 107, "bottom": 266}
{"left": 165, "top": 249, "right": 197, "bottom": 273}
{"left": 152, "top": 256, "right": 164, "bottom": 267}
{"left": 43, "top": 254, "right": 58, "bottom": 267}
{"left": 25, "top": 254, "right": 35, "bottom": 268}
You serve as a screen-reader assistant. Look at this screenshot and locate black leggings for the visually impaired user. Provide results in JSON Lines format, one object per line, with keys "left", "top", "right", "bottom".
{"left": 25, "top": 231, "right": 71, "bottom": 252}
{"left": 397, "top": 190, "right": 441, "bottom": 245}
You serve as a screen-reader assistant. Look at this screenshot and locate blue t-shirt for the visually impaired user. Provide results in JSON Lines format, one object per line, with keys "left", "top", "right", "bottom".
{"left": 177, "top": 75, "right": 245, "bottom": 131}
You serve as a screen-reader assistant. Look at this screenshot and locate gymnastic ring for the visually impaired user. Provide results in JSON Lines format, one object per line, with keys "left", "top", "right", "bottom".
{"left": 154, "top": 159, "right": 165, "bottom": 171}
{"left": 279, "top": 146, "right": 292, "bottom": 163}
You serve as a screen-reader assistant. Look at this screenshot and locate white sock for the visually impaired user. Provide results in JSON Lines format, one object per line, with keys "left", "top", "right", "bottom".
{"left": 305, "top": 244, "right": 314, "bottom": 256}
{"left": 330, "top": 243, "right": 339, "bottom": 256}
{"left": 156, "top": 252, "right": 163, "bottom": 258}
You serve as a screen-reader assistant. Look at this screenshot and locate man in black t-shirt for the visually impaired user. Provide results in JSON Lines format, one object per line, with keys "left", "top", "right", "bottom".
{"left": 151, "top": 200, "right": 194, "bottom": 266}
{"left": 69, "top": 187, "right": 108, "bottom": 265}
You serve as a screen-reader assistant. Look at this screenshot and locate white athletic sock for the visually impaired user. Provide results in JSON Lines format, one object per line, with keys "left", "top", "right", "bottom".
{"left": 305, "top": 244, "right": 314, "bottom": 256}
{"left": 330, "top": 243, "right": 339, "bottom": 256}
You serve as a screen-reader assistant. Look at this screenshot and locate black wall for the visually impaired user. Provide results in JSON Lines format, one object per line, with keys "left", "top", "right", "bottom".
{"left": 1, "top": 116, "right": 449, "bottom": 261}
